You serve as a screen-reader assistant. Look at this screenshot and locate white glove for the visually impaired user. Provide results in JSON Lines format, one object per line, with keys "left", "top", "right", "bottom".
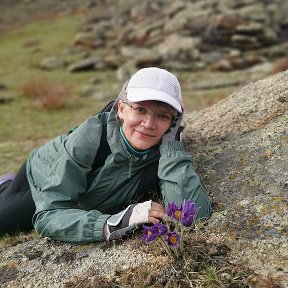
{"left": 162, "top": 113, "right": 184, "bottom": 142}
{"left": 106, "top": 200, "right": 151, "bottom": 240}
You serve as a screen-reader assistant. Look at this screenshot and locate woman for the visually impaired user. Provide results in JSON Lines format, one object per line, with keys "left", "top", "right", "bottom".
{"left": 0, "top": 67, "right": 211, "bottom": 242}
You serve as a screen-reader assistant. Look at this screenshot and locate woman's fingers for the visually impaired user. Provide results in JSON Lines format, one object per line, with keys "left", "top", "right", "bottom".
{"left": 151, "top": 201, "right": 166, "bottom": 213}
{"left": 148, "top": 201, "right": 166, "bottom": 223}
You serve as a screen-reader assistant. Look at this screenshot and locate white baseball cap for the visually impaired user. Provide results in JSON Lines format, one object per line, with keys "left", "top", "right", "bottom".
{"left": 125, "top": 67, "right": 183, "bottom": 113}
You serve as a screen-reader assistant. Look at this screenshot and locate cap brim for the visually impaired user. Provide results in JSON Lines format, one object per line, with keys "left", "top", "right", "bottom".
{"left": 126, "top": 88, "right": 182, "bottom": 113}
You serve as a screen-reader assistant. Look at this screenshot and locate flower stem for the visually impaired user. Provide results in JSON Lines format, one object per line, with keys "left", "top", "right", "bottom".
{"left": 159, "top": 236, "right": 173, "bottom": 257}
{"left": 175, "top": 246, "right": 179, "bottom": 259}
{"left": 180, "top": 226, "right": 184, "bottom": 255}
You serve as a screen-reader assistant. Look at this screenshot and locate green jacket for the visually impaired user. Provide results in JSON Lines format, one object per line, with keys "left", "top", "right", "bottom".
{"left": 27, "top": 102, "right": 211, "bottom": 243}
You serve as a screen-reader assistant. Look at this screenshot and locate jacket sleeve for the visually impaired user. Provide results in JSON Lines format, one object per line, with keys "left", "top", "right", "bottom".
{"left": 158, "top": 141, "right": 212, "bottom": 220}
{"left": 30, "top": 116, "right": 110, "bottom": 243}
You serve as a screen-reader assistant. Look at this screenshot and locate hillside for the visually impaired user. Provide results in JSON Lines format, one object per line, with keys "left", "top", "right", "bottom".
{"left": 0, "top": 1, "right": 287, "bottom": 287}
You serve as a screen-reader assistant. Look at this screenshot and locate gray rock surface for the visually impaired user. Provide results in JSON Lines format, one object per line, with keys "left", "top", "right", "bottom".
{"left": 0, "top": 236, "right": 152, "bottom": 287}
{"left": 184, "top": 69, "right": 288, "bottom": 285}
{"left": 0, "top": 67, "right": 287, "bottom": 288}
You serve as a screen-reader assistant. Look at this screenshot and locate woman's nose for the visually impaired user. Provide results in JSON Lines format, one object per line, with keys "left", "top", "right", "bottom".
{"left": 141, "top": 113, "right": 156, "bottom": 129}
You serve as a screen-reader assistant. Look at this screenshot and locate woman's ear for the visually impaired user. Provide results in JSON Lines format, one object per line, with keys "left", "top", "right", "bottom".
{"left": 117, "top": 100, "right": 124, "bottom": 120}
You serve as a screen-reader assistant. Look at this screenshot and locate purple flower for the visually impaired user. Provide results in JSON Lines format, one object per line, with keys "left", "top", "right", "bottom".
{"left": 165, "top": 231, "right": 180, "bottom": 247}
{"left": 140, "top": 225, "right": 159, "bottom": 244}
{"left": 181, "top": 200, "right": 197, "bottom": 227}
{"left": 166, "top": 202, "right": 182, "bottom": 221}
{"left": 166, "top": 202, "right": 176, "bottom": 217}
{"left": 154, "top": 223, "right": 168, "bottom": 236}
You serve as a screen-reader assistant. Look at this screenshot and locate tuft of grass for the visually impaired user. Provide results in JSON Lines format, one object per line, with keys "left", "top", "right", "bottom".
{"left": 202, "top": 263, "right": 224, "bottom": 288}
{"left": 22, "top": 76, "right": 70, "bottom": 110}
{"left": 0, "top": 230, "right": 38, "bottom": 248}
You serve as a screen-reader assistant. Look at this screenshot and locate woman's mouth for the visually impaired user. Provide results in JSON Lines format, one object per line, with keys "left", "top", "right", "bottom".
{"left": 135, "top": 130, "right": 156, "bottom": 137}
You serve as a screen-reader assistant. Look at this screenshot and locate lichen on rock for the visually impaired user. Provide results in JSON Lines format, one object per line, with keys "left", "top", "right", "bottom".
{"left": 184, "top": 70, "right": 288, "bottom": 285}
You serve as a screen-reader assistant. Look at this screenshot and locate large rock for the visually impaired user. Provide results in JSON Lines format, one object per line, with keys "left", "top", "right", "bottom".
{"left": 0, "top": 236, "right": 153, "bottom": 287}
{"left": 0, "top": 70, "right": 287, "bottom": 287}
{"left": 184, "top": 70, "right": 288, "bottom": 284}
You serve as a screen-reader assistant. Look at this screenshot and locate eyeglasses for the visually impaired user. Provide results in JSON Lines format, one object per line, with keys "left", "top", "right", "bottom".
{"left": 122, "top": 101, "right": 178, "bottom": 124}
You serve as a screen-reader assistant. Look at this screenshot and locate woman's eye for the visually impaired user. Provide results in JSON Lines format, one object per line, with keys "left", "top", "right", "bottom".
{"left": 133, "top": 105, "right": 146, "bottom": 114}
{"left": 158, "top": 113, "right": 170, "bottom": 120}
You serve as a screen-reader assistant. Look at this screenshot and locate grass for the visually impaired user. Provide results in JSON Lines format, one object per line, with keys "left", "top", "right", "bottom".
{"left": 0, "top": 14, "right": 121, "bottom": 174}
{"left": 0, "top": 17, "right": 73, "bottom": 85}
{"left": 22, "top": 76, "right": 70, "bottom": 109}
{"left": 0, "top": 230, "right": 38, "bottom": 247}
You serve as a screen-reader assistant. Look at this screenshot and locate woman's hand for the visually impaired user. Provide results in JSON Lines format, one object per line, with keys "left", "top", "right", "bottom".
{"left": 104, "top": 201, "right": 167, "bottom": 240}
{"left": 162, "top": 113, "right": 184, "bottom": 142}
{"left": 148, "top": 201, "right": 166, "bottom": 224}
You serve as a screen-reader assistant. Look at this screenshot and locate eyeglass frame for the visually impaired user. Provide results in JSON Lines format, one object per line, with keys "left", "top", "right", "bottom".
{"left": 121, "top": 100, "right": 179, "bottom": 125}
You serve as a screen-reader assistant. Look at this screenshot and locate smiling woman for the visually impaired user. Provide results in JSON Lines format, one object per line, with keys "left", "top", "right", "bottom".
{"left": 118, "top": 101, "right": 177, "bottom": 150}
{"left": 0, "top": 67, "right": 212, "bottom": 242}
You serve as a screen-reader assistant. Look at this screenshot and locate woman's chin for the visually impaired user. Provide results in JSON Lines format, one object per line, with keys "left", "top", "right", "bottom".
{"left": 132, "top": 142, "right": 155, "bottom": 151}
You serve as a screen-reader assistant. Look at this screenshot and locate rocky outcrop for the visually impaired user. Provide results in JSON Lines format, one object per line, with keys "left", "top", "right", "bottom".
{"left": 1, "top": 69, "right": 287, "bottom": 288}
{"left": 0, "top": 236, "right": 155, "bottom": 287}
{"left": 184, "top": 69, "right": 288, "bottom": 285}
{"left": 0, "top": 0, "right": 287, "bottom": 286}
{"left": 69, "top": 0, "right": 288, "bottom": 76}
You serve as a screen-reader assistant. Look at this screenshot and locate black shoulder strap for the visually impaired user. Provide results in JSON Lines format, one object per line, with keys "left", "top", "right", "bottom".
{"left": 136, "top": 157, "right": 160, "bottom": 202}
{"left": 92, "top": 124, "right": 111, "bottom": 170}
{"left": 91, "top": 101, "right": 115, "bottom": 170}
{"left": 98, "top": 100, "right": 115, "bottom": 113}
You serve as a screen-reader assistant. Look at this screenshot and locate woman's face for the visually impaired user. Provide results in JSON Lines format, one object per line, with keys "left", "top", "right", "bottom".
{"left": 117, "top": 100, "right": 176, "bottom": 150}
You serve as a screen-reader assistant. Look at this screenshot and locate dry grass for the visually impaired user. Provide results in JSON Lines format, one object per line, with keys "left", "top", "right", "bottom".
{"left": 0, "top": 231, "right": 38, "bottom": 247}
{"left": 271, "top": 57, "right": 288, "bottom": 74}
{"left": 22, "top": 76, "right": 70, "bottom": 110}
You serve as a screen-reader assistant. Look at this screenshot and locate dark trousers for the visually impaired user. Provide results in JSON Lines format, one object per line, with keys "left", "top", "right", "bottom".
{"left": 0, "top": 163, "right": 35, "bottom": 235}
{"left": 0, "top": 160, "right": 160, "bottom": 236}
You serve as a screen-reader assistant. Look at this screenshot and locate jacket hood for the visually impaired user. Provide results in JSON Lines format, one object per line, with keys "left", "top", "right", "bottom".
{"left": 105, "top": 80, "right": 132, "bottom": 162}
{"left": 107, "top": 79, "right": 128, "bottom": 128}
